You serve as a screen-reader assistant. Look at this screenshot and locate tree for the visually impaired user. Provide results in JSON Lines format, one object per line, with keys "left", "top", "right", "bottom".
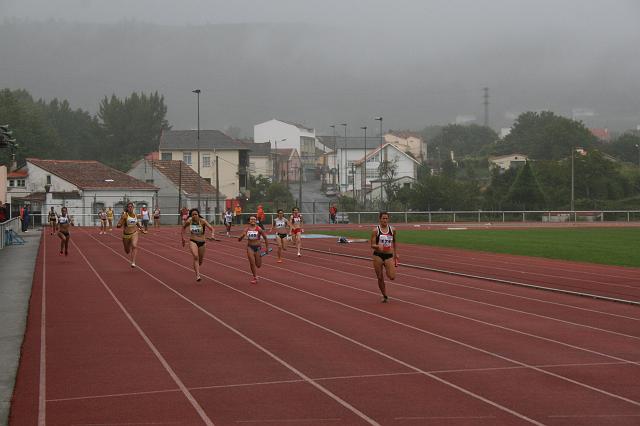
{"left": 98, "top": 91, "right": 169, "bottom": 170}
{"left": 602, "top": 133, "right": 640, "bottom": 165}
{"left": 495, "top": 111, "right": 597, "bottom": 160}
{"left": 431, "top": 124, "right": 498, "bottom": 159}
{"left": 502, "top": 161, "right": 546, "bottom": 210}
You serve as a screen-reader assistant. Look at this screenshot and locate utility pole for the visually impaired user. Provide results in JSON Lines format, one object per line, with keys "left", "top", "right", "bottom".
{"left": 374, "top": 116, "right": 383, "bottom": 206}
{"left": 177, "top": 161, "right": 183, "bottom": 225}
{"left": 215, "top": 155, "right": 220, "bottom": 222}
{"left": 571, "top": 147, "right": 575, "bottom": 214}
{"left": 361, "top": 126, "right": 367, "bottom": 209}
{"left": 483, "top": 87, "right": 489, "bottom": 128}
{"left": 340, "top": 123, "right": 347, "bottom": 193}
{"left": 192, "top": 89, "right": 201, "bottom": 210}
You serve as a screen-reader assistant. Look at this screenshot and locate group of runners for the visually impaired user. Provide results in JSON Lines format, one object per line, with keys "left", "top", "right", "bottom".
{"left": 46, "top": 203, "right": 398, "bottom": 302}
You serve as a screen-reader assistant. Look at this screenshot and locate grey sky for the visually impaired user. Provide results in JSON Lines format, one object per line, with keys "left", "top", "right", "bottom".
{"left": 1, "top": 0, "right": 639, "bottom": 135}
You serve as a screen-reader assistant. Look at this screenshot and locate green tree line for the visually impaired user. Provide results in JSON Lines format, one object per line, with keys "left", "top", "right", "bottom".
{"left": 0, "top": 88, "right": 169, "bottom": 171}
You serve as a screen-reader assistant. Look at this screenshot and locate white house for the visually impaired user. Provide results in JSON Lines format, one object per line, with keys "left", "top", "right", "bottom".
{"left": 384, "top": 131, "right": 426, "bottom": 162}
{"left": 489, "top": 154, "right": 528, "bottom": 171}
{"left": 254, "top": 119, "right": 317, "bottom": 172}
{"left": 128, "top": 159, "right": 221, "bottom": 222}
{"left": 158, "top": 130, "right": 250, "bottom": 201}
{"left": 352, "top": 143, "right": 421, "bottom": 202}
{"left": 18, "top": 158, "right": 157, "bottom": 227}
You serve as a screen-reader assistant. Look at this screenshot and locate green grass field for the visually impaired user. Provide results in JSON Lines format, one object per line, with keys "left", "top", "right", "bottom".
{"left": 316, "top": 228, "right": 640, "bottom": 268}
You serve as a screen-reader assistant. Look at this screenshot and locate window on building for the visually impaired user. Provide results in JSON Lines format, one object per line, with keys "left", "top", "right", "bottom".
{"left": 146, "top": 179, "right": 154, "bottom": 184}
{"left": 17, "top": 179, "right": 25, "bottom": 187}
{"left": 183, "top": 152, "right": 192, "bottom": 165}
{"left": 249, "top": 162, "right": 256, "bottom": 173}
{"left": 9, "top": 180, "right": 15, "bottom": 187}
{"left": 46, "top": 175, "right": 51, "bottom": 185}
{"left": 366, "top": 168, "right": 378, "bottom": 179}
{"left": 161, "top": 152, "right": 172, "bottom": 161}
{"left": 204, "top": 178, "right": 211, "bottom": 184}
{"left": 202, "top": 155, "right": 211, "bottom": 168}
{"left": 348, "top": 176, "right": 354, "bottom": 185}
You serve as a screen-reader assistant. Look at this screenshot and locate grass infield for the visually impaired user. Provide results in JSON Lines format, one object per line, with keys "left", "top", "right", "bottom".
{"left": 317, "top": 227, "right": 640, "bottom": 268}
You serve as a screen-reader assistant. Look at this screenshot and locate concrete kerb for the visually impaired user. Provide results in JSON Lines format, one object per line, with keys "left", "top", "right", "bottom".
{"left": 0, "top": 230, "right": 41, "bottom": 425}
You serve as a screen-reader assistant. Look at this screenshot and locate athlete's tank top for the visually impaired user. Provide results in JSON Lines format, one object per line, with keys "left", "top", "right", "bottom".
{"left": 190, "top": 221, "right": 204, "bottom": 236}
{"left": 376, "top": 225, "right": 394, "bottom": 252}
{"left": 125, "top": 214, "right": 138, "bottom": 226}
{"left": 247, "top": 228, "right": 260, "bottom": 241}
{"left": 58, "top": 216, "right": 69, "bottom": 225}
{"left": 274, "top": 217, "right": 287, "bottom": 229}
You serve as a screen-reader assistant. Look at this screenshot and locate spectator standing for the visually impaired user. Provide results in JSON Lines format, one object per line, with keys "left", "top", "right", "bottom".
{"left": 329, "top": 203, "right": 338, "bottom": 224}
{"left": 140, "top": 205, "right": 150, "bottom": 231}
{"left": 234, "top": 203, "right": 243, "bottom": 225}
{"left": 256, "top": 204, "right": 266, "bottom": 230}
{"left": 153, "top": 207, "right": 161, "bottom": 228}
{"left": 21, "top": 205, "right": 30, "bottom": 232}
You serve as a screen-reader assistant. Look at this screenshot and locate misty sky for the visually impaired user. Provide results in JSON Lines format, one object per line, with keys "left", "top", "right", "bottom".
{"left": 1, "top": 0, "right": 640, "bottom": 136}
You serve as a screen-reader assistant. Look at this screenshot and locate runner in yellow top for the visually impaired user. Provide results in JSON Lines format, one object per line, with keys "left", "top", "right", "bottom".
{"left": 106, "top": 207, "right": 114, "bottom": 231}
{"left": 117, "top": 202, "right": 146, "bottom": 268}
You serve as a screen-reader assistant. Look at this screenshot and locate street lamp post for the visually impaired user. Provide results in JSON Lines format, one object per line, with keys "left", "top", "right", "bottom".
{"left": 361, "top": 126, "right": 367, "bottom": 208}
{"left": 340, "top": 123, "right": 347, "bottom": 194}
{"left": 192, "top": 89, "right": 201, "bottom": 210}
{"left": 571, "top": 146, "right": 575, "bottom": 215}
{"left": 329, "top": 125, "right": 336, "bottom": 187}
{"left": 374, "top": 116, "right": 383, "bottom": 205}
{"left": 635, "top": 144, "right": 640, "bottom": 167}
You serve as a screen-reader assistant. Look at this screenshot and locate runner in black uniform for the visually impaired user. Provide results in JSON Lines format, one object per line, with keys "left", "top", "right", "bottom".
{"left": 181, "top": 208, "right": 214, "bottom": 282}
{"left": 370, "top": 211, "right": 398, "bottom": 303}
{"left": 270, "top": 209, "right": 290, "bottom": 263}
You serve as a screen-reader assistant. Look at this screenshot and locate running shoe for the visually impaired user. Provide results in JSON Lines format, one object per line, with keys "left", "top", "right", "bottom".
{"left": 297, "top": 252, "right": 301, "bottom": 257}
{"left": 250, "top": 277, "right": 257, "bottom": 285}
{"left": 277, "top": 259, "right": 283, "bottom": 263}
{"left": 196, "top": 275, "right": 201, "bottom": 282}
{"left": 131, "top": 262, "right": 136, "bottom": 268}
{"left": 64, "top": 251, "right": 68, "bottom": 256}
{"left": 381, "top": 296, "right": 389, "bottom": 303}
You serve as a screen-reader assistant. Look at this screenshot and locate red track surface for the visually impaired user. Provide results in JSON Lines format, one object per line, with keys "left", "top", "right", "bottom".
{"left": 10, "top": 226, "right": 640, "bottom": 425}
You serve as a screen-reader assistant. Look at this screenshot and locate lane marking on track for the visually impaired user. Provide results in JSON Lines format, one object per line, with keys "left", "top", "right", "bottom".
{"left": 300, "top": 247, "right": 640, "bottom": 323}
{"left": 70, "top": 240, "right": 215, "bottom": 426}
{"left": 47, "top": 360, "right": 636, "bottom": 403}
{"left": 77, "top": 233, "right": 381, "bottom": 426}
{"left": 38, "top": 230, "right": 47, "bottom": 426}
{"left": 235, "top": 418, "right": 342, "bottom": 423}
{"left": 138, "top": 233, "right": 640, "bottom": 411}
{"left": 87, "top": 233, "right": 544, "bottom": 425}
{"left": 303, "top": 245, "right": 640, "bottom": 305}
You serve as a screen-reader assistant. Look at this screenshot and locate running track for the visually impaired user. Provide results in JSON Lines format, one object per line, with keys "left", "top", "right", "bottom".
{"left": 10, "top": 226, "right": 640, "bottom": 425}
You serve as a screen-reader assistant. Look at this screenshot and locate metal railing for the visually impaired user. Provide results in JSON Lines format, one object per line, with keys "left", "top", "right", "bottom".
{"left": 0, "top": 218, "right": 22, "bottom": 249}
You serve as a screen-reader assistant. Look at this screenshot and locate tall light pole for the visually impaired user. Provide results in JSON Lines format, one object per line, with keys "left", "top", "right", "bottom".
{"left": 571, "top": 147, "right": 575, "bottom": 214}
{"left": 329, "top": 125, "right": 336, "bottom": 186}
{"left": 635, "top": 144, "right": 640, "bottom": 168}
{"left": 192, "top": 89, "right": 201, "bottom": 210}
{"left": 340, "top": 123, "right": 347, "bottom": 194}
{"left": 275, "top": 138, "right": 286, "bottom": 182}
{"left": 374, "top": 116, "right": 383, "bottom": 205}
{"left": 361, "top": 126, "right": 367, "bottom": 208}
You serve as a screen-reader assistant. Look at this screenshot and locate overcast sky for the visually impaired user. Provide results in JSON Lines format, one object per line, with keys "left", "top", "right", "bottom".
{"left": 1, "top": 0, "right": 639, "bottom": 135}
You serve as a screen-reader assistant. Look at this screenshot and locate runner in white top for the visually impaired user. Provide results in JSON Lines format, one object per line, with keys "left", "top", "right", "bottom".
{"left": 370, "top": 211, "right": 398, "bottom": 303}
{"left": 289, "top": 207, "right": 304, "bottom": 257}
{"left": 222, "top": 208, "right": 234, "bottom": 237}
{"left": 270, "top": 209, "right": 290, "bottom": 263}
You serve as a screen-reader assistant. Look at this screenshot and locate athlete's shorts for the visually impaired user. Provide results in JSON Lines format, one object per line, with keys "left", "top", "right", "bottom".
{"left": 123, "top": 232, "right": 136, "bottom": 240}
{"left": 373, "top": 251, "right": 393, "bottom": 261}
{"left": 248, "top": 245, "right": 260, "bottom": 252}
{"left": 190, "top": 239, "right": 206, "bottom": 248}
{"left": 277, "top": 233, "right": 287, "bottom": 239}
{"left": 292, "top": 228, "right": 302, "bottom": 235}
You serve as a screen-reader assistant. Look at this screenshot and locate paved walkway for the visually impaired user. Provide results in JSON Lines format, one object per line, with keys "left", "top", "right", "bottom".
{"left": 0, "top": 229, "right": 41, "bottom": 425}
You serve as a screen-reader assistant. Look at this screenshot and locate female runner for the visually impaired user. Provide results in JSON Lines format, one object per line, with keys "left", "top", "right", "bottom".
{"left": 47, "top": 206, "right": 58, "bottom": 235}
{"left": 98, "top": 208, "right": 108, "bottom": 234}
{"left": 57, "top": 207, "right": 73, "bottom": 255}
{"left": 270, "top": 209, "right": 290, "bottom": 263}
{"left": 181, "top": 208, "right": 214, "bottom": 282}
{"left": 370, "top": 211, "right": 398, "bottom": 303}
{"left": 289, "top": 207, "right": 304, "bottom": 257}
{"left": 116, "top": 202, "right": 146, "bottom": 267}
{"left": 238, "top": 216, "right": 269, "bottom": 284}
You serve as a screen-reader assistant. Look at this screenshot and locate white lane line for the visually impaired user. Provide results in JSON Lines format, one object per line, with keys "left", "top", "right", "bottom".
{"left": 304, "top": 247, "right": 640, "bottom": 322}
{"left": 548, "top": 414, "right": 640, "bottom": 418}
{"left": 38, "top": 230, "right": 47, "bottom": 426}
{"left": 143, "top": 236, "right": 640, "bottom": 411}
{"left": 98, "top": 236, "right": 543, "bottom": 425}
{"left": 71, "top": 240, "right": 215, "bottom": 426}
{"left": 302, "top": 252, "right": 640, "bottom": 339}
{"left": 48, "top": 360, "right": 637, "bottom": 403}
{"left": 78, "top": 234, "right": 381, "bottom": 426}
{"left": 235, "top": 418, "right": 342, "bottom": 423}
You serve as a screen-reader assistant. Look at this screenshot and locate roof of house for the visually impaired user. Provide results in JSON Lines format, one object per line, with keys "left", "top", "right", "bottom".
{"left": 354, "top": 143, "right": 421, "bottom": 166}
{"left": 275, "top": 148, "right": 296, "bottom": 159}
{"left": 589, "top": 128, "right": 610, "bottom": 141}
{"left": 8, "top": 169, "right": 28, "bottom": 178}
{"left": 316, "top": 136, "right": 337, "bottom": 150}
{"left": 149, "top": 160, "right": 219, "bottom": 196}
{"left": 489, "top": 154, "right": 528, "bottom": 161}
{"left": 14, "top": 191, "right": 83, "bottom": 202}
{"left": 27, "top": 159, "right": 157, "bottom": 190}
{"left": 159, "top": 130, "right": 248, "bottom": 151}
{"left": 145, "top": 151, "right": 160, "bottom": 160}
{"left": 386, "top": 130, "right": 423, "bottom": 140}
{"left": 276, "top": 119, "right": 314, "bottom": 132}
{"left": 240, "top": 141, "right": 272, "bottom": 156}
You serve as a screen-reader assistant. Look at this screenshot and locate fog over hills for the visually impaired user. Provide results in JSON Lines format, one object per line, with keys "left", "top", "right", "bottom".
{"left": 1, "top": 0, "right": 639, "bottom": 136}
